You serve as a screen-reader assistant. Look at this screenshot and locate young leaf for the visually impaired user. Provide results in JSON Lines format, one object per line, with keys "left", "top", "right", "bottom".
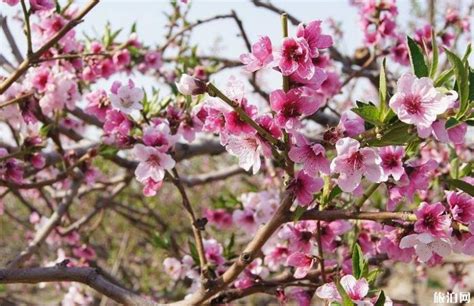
{"left": 366, "top": 268, "right": 381, "bottom": 286}
{"left": 378, "top": 58, "right": 388, "bottom": 120}
{"left": 444, "top": 48, "right": 469, "bottom": 119}
{"left": 151, "top": 232, "right": 170, "bottom": 249}
{"left": 450, "top": 158, "right": 460, "bottom": 179}
{"left": 429, "top": 29, "right": 438, "bottom": 78}
{"left": 188, "top": 241, "right": 200, "bottom": 265}
{"left": 445, "top": 117, "right": 460, "bottom": 129}
{"left": 469, "top": 68, "right": 474, "bottom": 101}
{"left": 459, "top": 163, "right": 472, "bottom": 178}
{"left": 327, "top": 186, "right": 342, "bottom": 204}
{"left": 449, "top": 179, "right": 474, "bottom": 196}
{"left": 352, "top": 103, "right": 382, "bottom": 126}
{"left": 367, "top": 123, "right": 412, "bottom": 147}
{"left": 374, "top": 291, "right": 386, "bottom": 306}
{"left": 352, "top": 243, "right": 368, "bottom": 279}
{"left": 335, "top": 281, "right": 355, "bottom": 306}
{"left": 407, "top": 36, "right": 429, "bottom": 77}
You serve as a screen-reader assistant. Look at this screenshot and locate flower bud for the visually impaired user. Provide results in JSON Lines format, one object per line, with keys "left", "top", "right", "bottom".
{"left": 175, "top": 74, "right": 207, "bottom": 95}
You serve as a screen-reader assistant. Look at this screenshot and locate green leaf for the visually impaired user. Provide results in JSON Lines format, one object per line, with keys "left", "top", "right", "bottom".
{"left": 130, "top": 22, "right": 137, "bottom": 33}
{"left": 327, "top": 186, "right": 342, "bottom": 203}
{"left": 469, "top": 68, "right": 474, "bottom": 101}
{"left": 336, "top": 281, "right": 355, "bottom": 306}
{"left": 151, "top": 232, "right": 170, "bottom": 249}
{"left": 367, "top": 123, "right": 413, "bottom": 147}
{"left": 352, "top": 243, "right": 368, "bottom": 279}
{"left": 352, "top": 102, "right": 382, "bottom": 126}
{"left": 449, "top": 179, "right": 474, "bottom": 196}
{"left": 39, "top": 123, "right": 53, "bottom": 138}
{"left": 378, "top": 58, "right": 388, "bottom": 120}
{"left": 444, "top": 48, "right": 469, "bottom": 119}
{"left": 407, "top": 36, "right": 429, "bottom": 77}
{"left": 188, "top": 241, "right": 200, "bottom": 266}
{"left": 445, "top": 117, "right": 460, "bottom": 129}
{"left": 459, "top": 163, "right": 472, "bottom": 178}
{"left": 429, "top": 29, "right": 438, "bottom": 78}
{"left": 450, "top": 158, "right": 460, "bottom": 179}
{"left": 434, "top": 43, "right": 471, "bottom": 87}
{"left": 98, "top": 144, "right": 119, "bottom": 159}
{"left": 366, "top": 268, "right": 381, "bottom": 286}
{"left": 224, "top": 233, "right": 235, "bottom": 259}
{"left": 374, "top": 291, "right": 386, "bottom": 306}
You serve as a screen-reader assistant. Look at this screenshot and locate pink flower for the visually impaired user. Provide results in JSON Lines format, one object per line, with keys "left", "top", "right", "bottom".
{"left": 226, "top": 134, "right": 265, "bottom": 174}
{"left": 205, "top": 208, "right": 233, "bottom": 229}
{"left": 85, "top": 89, "right": 110, "bottom": 121}
{"left": 176, "top": 74, "right": 207, "bottom": 95}
{"left": 319, "top": 220, "right": 352, "bottom": 251}
{"left": 398, "top": 159, "right": 437, "bottom": 200}
{"left": 112, "top": 49, "right": 131, "bottom": 68}
{"left": 330, "top": 138, "right": 384, "bottom": 192}
{"left": 289, "top": 288, "right": 311, "bottom": 306}
{"left": 316, "top": 275, "right": 369, "bottom": 303}
{"left": 103, "top": 109, "right": 132, "bottom": 143}
{"left": 431, "top": 120, "right": 467, "bottom": 144}
{"left": 195, "top": 98, "right": 229, "bottom": 134}
{"left": 279, "top": 37, "right": 314, "bottom": 79}
{"left": 29, "top": 66, "right": 53, "bottom": 93}
{"left": 142, "top": 122, "right": 176, "bottom": 152}
{"left": 378, "top": 229, "right": 415, "bottom": 262}
{"left": 447, "top": 191, "right": 474, "bottom": 224}
{"left": 224, "top": 99, "right": 257, "bottom": 135}
{"left": 29, "top": 0, "right": 54, "bottom": 11}
{"left": 233, "top": 208, "right": 258, "bottom": 233}
{"left": 286, "top": 252, "right": 315, "bottom": 279}
{"left": 163, "top": 257, "right": 182, "bottom": 280}
{"left": 132, "top": 144, "right": 175, "bottom": 183}
{"left": 204, "top": 239, "right": 225, "bottom": 266}
{"left": 339, "top": 110, "right": 365, "bottom": 137}
{"left": 389, "top": 73, "right": 458, "bottom": 131}
{"left": 296, "top": 20, "right": 333, "bottom": 58}
{"left": 290, "top": 66, "right": 327, "bottom": 90}
{"left": 319, "top": 71, "right": 341, "bottom": 97}
{"left": 240, "top": 36, "right": 273, "bottom": 72}
{"left": 264, "top": 245, "right": 289, "bottom": 271}
{"left": 379, "top": 146, "right": 405, "bottom": 181}
{"left": 144, "top": 51, "right": 163, "bottom": 70}
{"left": 391, "top": 36, "right": 410, "bottom": 66}
{"left": 0, "top": 148, "right": 23, "bottom": 184}
{"left": 110, "top": 80, "right": 144, "bottom": 114}
{"left": 270, "top": 87, "right": 324, "bottom": 130}
{"left": 72, "top": 244, "right": 96, "bottom": 261}
{"left": 288, "top": 134, "right": 330, "bottom": 175}
{"left": 142, "top": 178, "right": 163, "bottom": 197}
{"left": 282, "top": 221, "right": 317, "bottom": 253}
{"left": 399, "top": 233, "right": 451, "bottom": 263}
{"left": 291, "top": 170, "right": 324, "bottom": 206}
{"left": 414, "top": 202, "right": 451, "bottom": 237}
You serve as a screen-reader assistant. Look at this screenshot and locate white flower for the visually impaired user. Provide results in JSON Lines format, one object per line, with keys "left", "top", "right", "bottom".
{"left": 110, "top": 79, "right": 144, "bottom": 114}
{"left": 226, "top": 134, "right": 263, "bottom": 174}
{"left": 399, "top": 233, "right": 451, "bottom": 262}
{"left": 176, "top": 74, "right": 206, "bottom": 95}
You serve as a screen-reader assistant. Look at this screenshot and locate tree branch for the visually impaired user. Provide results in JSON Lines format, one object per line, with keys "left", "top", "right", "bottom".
{"left": 0, "top": 266, "right": 157, "bottom": 306}
{"left": 7, "top": 178, "right": 82, "bottom": 268}
{"left": 170, "top": 191, "right": 295, "bottom": 305}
